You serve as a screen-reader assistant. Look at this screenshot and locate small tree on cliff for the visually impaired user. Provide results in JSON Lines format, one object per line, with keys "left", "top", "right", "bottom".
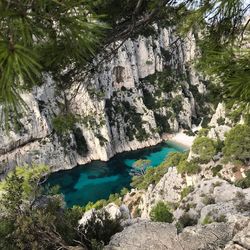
{"left": 130, "top": 159, "right": 151, "bottom": 176}
{"left": 192, "top": 137, "right": 216, "bottom": 163}
{"left": 223, "top": 124, "right": 250, "bottom": 165}
{"left": 150, "top": 201, "right": 173, "bottom": 223}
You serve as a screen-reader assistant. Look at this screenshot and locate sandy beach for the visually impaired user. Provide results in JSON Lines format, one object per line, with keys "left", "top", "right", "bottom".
{"left": 164, "top": 131, "right": 195, "bottom": 149}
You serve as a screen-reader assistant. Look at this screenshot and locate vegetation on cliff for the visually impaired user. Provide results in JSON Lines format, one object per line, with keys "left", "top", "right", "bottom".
{"left": 150, "top": 201, "right": 173, "bottom": 223}
{"left": 0, "top": 165, "right": 124, "bottom": 249}
{"left": 223, "top": 124, "right": 250, "bottom": 165}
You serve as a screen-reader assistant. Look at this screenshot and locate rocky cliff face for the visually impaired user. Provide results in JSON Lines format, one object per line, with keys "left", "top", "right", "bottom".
{"left": 105, "top": 218, "right": 250, "bottom": 250}
{"left": 0, "top": 26, "right": 208, "bottom": 175}
{"left": 75, "top": 105, "right": 249, "bottom": 250}
{"left": 105, "top": 220, "right": 237, "bottom": 250}
{"left": 79, "top": 173, "right": 250, "bottom": 250}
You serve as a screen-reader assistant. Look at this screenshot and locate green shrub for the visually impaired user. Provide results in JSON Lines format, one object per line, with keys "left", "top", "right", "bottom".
{"left": 178, "top": 213, "right": 197, "bottom": 228}
{"left": 217, "top": 117, "right": 225, "bottom": 125}
{"left": 96, "top": 133, "right": 108, "bottom": 146}
{"left": 211, "top": 165, "right": 223, "bottom": 176}
{"left": 90, "top": 239, "right": 104, "bottom": 250}
{"left": 170, "top": 95, "right": 182, "bottom": 113}
{"left": 213, "top": 181, "right": 223, "bottom": 187}
{"left": 177, "top": 160, "right": 201, "bottom": 175}
{"left": 201, "top": 116, "right": 211, "bottom": 128}
{"left": 146, "top": 60, "right": 153, "bottom": 65}
{"left": 150, "top": 201, "right": 173, "bottom": 223}
{"left": 142, "top": 88, "right": 158, "bottom": 109}
{"left": 143, "top": 68, "right": 177, "bottom": 92}
{"left": 0, "top": 218, "right": 15, "bottom": 249}
{"left": 135, "top": 128, "right": 150, "bottom": 142}
{"left": 131, "top": 166, "right": 165, "bottom": 189}
{"left": 52, "top": 113, "right": 78, "bottom": 135}
{"left": 180, "top": 186, "right": 194, "bottom": 199}
{"left": 154, "top": 113, "right": 171, "bottom": 135}
{"left": 117, "top": 100, "right": 149, "bottom": 142}
{"left": 192, "top": 136, "right": 216, "bottom": 163}
{"left": 79, "top": 210, "right": 123, "bottom": 248}
{"left": 226, "top": 106, "right": 245, "bottom": 124}
{"left": 223, "top": 124, "right": 250, "bottom": 165}
{"left": 130, "top": 152, "right": 191, "bottom": 190}
{"left": 120, "top": 187, "right": 129, "bottom": 196}
{"left": 215, "top": 139, "right": 224, "bottom": 153}
{"left": 164, "top": 152, "right": 188, "bottom": 167}
{"left": 202, "top": 215, "right": 213, "bottom": 225}
{"left": 85, "top": 199, "right": 109, "bottom": 211}
{"left": 108, "top": 193, "right": 121, "bottom": 205}
{"left": 84, "top": 190, "right": 128, "bottom": 212}
{"left": 235, "top": 171, "right": 250, "bottom": 188}
{"left": 197, "top": 128, "right": 209, "bottom": 137}
{"left": 134, "top": 207, "right": 142, "bottom": 217}
{"left": 67, "top": 205, "right": 85, "bottom": 220}
{"left": 130, "top": 159, "right": 151, "bottom": 176}
{"left": 202, "top": 195, "right": 215, "bottom": 205}
{"left": 0, "top": 165, "right": 84, "bottom": 249}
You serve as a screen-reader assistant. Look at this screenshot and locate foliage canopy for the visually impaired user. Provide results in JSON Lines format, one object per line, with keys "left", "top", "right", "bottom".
{"left": 192, "top": 137, "right": 217, "bottom": 163}
{"left": 223, "top": 124, "right": 250, "bottom": 164}
{"left": 150, "top": 201, "right": 173, "bottom": 223}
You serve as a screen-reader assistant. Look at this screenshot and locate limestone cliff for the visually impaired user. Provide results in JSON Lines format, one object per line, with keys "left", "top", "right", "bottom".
{"left": 105, "top": 218, "right": 250, "bottom": 249}
{"left": 79, "top": 174, "right": 250, "bottom": 250}
{"left": 0, "top": 26, "right": 208, "bottom": 175}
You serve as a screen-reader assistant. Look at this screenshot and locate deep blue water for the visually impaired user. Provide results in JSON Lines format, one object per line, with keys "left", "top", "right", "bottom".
{"left": 46, "top": 142, "right": 184, "bottom": 207}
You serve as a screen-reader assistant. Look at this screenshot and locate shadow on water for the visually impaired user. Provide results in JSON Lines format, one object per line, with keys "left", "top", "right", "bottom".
{"left": 46, "top": 142, "right": 185, "bottom": 207}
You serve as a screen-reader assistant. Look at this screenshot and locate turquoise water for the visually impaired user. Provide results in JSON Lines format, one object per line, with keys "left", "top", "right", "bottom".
{"left": 46, "top": 142, "right": 184, "bottom": 207}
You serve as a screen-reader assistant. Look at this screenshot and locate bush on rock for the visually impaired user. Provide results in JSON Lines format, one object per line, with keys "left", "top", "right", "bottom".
{"left": 150, "top": 201, "right": 173, "bottom": 223}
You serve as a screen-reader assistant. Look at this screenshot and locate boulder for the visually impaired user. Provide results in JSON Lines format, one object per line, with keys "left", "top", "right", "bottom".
{"left": 225, "top": 220, "right": 250, "bottom": 250}
{"left": 105, "top": 221, "right": 181, "bottom": 250}
{"left": 105, "top": 220, "right": 235, "bottom": 250}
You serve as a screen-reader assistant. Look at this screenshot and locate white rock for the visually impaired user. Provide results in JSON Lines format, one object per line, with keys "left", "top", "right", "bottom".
{"left": 139, "top": 167, "right": 186, "bottom": 219}
{"left": 104, "top": 203, "right": 121, "bottom": 219}
{"left": 78, "top": 209, "right": 96, "bottom": 227}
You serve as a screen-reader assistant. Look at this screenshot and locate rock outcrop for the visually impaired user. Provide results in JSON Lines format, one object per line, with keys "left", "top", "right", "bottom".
{"left": 174, "top": 177, "right": 250, "bottom": 225}
{"left": 103, "top": 175, "right": 250, "bottom": 250}
{"left": 105, "top": 220, "right": 235, "bottom": 250}
{"left": 208, "top": 103, "right": 231, "bottom": 140}
{"left": 139, "top": 167, "right": 185, "bottom": 218}
{"left": 225, "top": 220, "right": 250, "bottom": 250}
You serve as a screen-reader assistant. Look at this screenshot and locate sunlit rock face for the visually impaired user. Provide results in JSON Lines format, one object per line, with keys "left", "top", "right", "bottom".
{"left": 105, "top": 220, "right": 235, "bottom": 250}
{"left": 139, "top": 167, "right": 185, "bottom": 219}
{"left": 0, "top": 26, "right": 206, "bottom": 174}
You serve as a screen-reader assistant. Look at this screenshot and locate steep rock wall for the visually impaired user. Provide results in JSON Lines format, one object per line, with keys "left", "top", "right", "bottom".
{"left": 0, "top": 26, "right": 207, "bottom": 175}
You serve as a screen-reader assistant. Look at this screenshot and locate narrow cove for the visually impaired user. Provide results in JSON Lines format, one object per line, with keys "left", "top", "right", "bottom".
{"left": 46, "top": 142, "right": 185, "bottom": 207}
